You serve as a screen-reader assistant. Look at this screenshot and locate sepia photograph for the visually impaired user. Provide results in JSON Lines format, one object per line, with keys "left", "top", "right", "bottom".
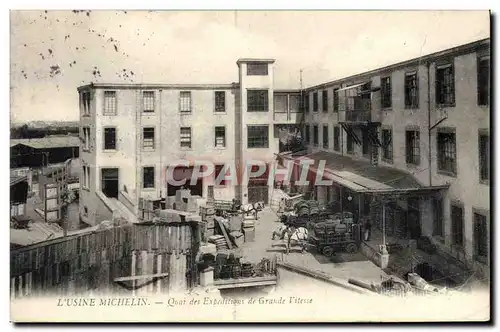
{"left": 8, "top": 9, "right": 491, "bottom": 323}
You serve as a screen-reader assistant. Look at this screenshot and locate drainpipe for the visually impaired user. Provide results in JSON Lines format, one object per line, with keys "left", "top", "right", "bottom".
{"left": 159, "top": 89, "right": 163, "bottom": 201}
{"left": 427, "top": 61, "right": 432, "bottom": 187}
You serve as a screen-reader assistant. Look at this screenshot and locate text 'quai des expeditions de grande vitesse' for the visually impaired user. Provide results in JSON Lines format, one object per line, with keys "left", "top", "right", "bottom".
{"left": 56, "top": 296, "right": 313, "bottom": 307}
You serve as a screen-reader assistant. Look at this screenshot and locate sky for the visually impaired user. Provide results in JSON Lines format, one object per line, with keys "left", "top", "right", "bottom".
{"left": 9, "top": 10, "right": 490, "bottom": 123}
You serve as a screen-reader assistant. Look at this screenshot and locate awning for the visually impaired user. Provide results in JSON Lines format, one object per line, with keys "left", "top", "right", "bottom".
{"left": 284, "top": 151, "right": 450, "bottom": 196}
{"left": 336, "top": 82, "right": 370, "bottom": 92}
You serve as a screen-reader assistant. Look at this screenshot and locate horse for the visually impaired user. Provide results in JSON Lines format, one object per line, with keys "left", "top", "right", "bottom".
{"left": 240, "top": 201, "right": 265, "bottom": 220}
{"left": 272, "top": 225, "right": 308, "bottom": 254}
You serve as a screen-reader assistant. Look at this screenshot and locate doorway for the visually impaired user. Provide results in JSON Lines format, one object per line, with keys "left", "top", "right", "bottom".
{"left": 166, "top": 166, "right": 203, "bottom": 197}
{"left": 407, "top": 197, "right": 422, "bottom": 239}
{"left": 101, "top": 168, "right": 119, "bottom": 198}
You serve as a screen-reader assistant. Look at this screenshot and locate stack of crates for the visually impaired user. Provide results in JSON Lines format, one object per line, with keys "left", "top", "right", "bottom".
{"left": 202, "top": 207, "right": 216, "bottom": 238}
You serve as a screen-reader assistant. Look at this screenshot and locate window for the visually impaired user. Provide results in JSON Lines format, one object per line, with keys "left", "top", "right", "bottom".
{"left": 247, "top": 63, "right": 268, "bottom": 76}
{"left": 83, "top": 206, "right": 88, "bottom": 217}
{"left": 474, "top": 211, "right": 488, "bottom": 263}
{"left": 404, "top": 72, "right": 418, "bottom": 109}
{"left": 180, "top": 91, "right": 192, "bottom": 113}
{"left": 103, "top": 127, "right": 116, "bottom": 150}
{"left": 437, "top": 130, "right": 457, "bottom": 175}
{"left": 322, "top": 125, "right": 329, "bottom": 148}
{"left": 142, "top": 167, "right": 155, "bottom": 189}
{"left": 322, "top": 90, "right": 328, "bottom": 112}
{"left": 81, "top": 91, "right": 91, "bottom": 116}
{"left": 451, "top": 204, "right": 464, "bottom": 247}
{"left": 214, "top": 164, "right": 227, "bottom": 186}
{"left": 289, "top": 94, "right": 300, "bottom": 113}
{"left": 381, "top": 76, "right": 392, "bottom": 108}
{"left": 436, "top": 63, "right": 455, "bottom": 106}
{"left": 103, "top": 91, "right": 117, "bottom": 115}
{"left": 215, "top": 126, "right": 226, "bottom": 148}
{"left": 82, "top": 166, "right": 86, "bottom": 189}
{"left": 433, "top": 197, "right": 443, "bottom": 237}
{"left": 333, "top": 88, "right": 339, "bottom": 112}
{"left": 180, "top": 127, "right": 192, "bottom": 148}
{"left": 143, "top": 127, "right": 155, "bottom": 150}
{"left": 304, "top": 125, "right": 310, "bottom": 143}
{"left": 82, "top": 127, "right": 90, "bottom": 151}
{"left": 143, "top": 91, "right": 155, "bottom": 112}
{"left": 207, "top": 185, "right": 214, "bottom": 199}
{"left": 247, "top": 90, "right": 269, "bottom": 112}
{"left": 313, "top": 92, "right": 318, "bottom": 112}
{"left": 477, "top": 55, "right": 490, "bottom": 106}
{"left": 82, "top": 165, "right": 91, "bottom": 189}
{"left": 313, "top": 125, "right": 318, "bottom": 146}
{"left": 274, "top": 94, "right": 287, "bottom": 113}
{"left": 303, "top": 94, "right": 309, "bottom": 113}
{"left": 405, "top": 130, "right": 420, "bottom": 165}
{"left": 247, "top": 125, "right": 269, "bottom": 148}
{"left": 333, "top": 126, "right": 340, "bottom": 151}
{"left": 346, "top": 134, "right": 354, "bottom": 154}
{"left": 381, "top": 129, "right": 393, "bottom": 162}
{"left": 215, "top": 91, "right": 226, "bottom": 112}
{"left": 479, "top": 132, "right": 490, "bottom": 182}
{"left": 362, "top": 131, "right": 370, "bottom": 156}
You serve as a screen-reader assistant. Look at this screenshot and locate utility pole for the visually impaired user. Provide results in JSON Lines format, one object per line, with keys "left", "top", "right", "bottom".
{"left": 300, "top": 69, "right": 303, "bottom": 90}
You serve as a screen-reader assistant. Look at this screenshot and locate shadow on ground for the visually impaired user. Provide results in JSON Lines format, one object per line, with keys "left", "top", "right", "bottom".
{"left": 308, "top": 250, "right": 369, "bottom": 264}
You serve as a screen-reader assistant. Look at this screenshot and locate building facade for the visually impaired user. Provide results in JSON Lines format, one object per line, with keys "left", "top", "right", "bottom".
{"left": 77, "top": 59, "right": 301, "bottom": 226}
{"left": 301, "top": 38, "right": 490, "bottom": 276}
{"left": 78, "top": 38, "right": 490, "bottom": 277}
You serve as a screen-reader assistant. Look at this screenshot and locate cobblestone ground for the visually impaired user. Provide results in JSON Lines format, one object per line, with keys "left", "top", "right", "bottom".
{"left": 233, "top": 207, "right": 386, "bottom": 285}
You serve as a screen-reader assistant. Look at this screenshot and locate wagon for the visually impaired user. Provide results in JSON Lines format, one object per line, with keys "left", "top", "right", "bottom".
{"left": 307, "top": 223, "right": 361, "bottom": 257}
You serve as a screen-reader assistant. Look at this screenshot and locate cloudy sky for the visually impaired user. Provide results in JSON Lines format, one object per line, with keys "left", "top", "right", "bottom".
{"left": 10, "top": 10, "right": 489, "bottom": 123}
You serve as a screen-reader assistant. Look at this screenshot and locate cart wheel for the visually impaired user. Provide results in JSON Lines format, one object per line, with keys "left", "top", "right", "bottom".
{"left": 345, "top": 243, "right": 358, "bottom": 253}
{"left": 322, "top": 246, "right": 334, "bottom": 257}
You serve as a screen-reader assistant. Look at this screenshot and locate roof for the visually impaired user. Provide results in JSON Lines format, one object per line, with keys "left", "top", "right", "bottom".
{"left": 236, "top": 58, "right": 276, "bottom": 65}
{"left": 10, "top": 136, "right": 80, "bottom": 149}
{"left": 306, "top": 38, "right": 490, "bottom": 91}
{"left": 77, "top": 82, "right": 239, "bottom": 91}
{"left": 10, "top": 175, "right": 27, "bottom": 186}
{"left": 286, "top": 151, "right": 449, "bottom": 194}
{"left": 10, "top": 221, "right": 64, "bottom": 247}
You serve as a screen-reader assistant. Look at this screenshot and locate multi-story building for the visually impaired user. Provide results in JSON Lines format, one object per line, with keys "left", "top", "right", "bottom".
{"left": 77, "top": 59, "right": 302, "bottom": 226}
{"left": 78, "top": 38, "right": 490, "bottom": 277}
{"left": 299, "top": 38, "right": 490, "bottom": 277}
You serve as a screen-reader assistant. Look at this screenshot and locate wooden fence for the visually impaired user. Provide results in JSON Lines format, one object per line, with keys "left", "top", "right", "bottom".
{"left": 11, "top": 222, "right": 200, "bottom": 299}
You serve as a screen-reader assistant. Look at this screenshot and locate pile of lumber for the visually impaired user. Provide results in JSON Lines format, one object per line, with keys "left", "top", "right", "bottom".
{"left": 208, "top": 235, "right": 229, "bottom": 251}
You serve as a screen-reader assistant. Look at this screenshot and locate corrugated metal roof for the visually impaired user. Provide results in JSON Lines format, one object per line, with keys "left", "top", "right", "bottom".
{"left": 10, "top": 175, "right": 27, "bottom": 186}
{"left": 10, "top": 136, "right": 80, "bottom": 149}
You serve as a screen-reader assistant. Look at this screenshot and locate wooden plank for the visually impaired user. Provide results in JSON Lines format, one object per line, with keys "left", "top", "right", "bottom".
{"left": 216, "top": 219, "right": 233, "bottom": 250}
{"left": 114, "top": 272, "right": 169, "bottom": 282}
{"left": 276, "top": 261, "right": 368, "bottom": 294}
{"left": 214, "top": 276, "right": 277, "bottom": 286}
{"left": 214, "top": 277, "right": 278, "bottom": 289}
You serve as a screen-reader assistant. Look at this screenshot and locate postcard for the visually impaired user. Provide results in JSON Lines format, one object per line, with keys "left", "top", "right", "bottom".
{"left": 9, "top": 9, "right": 491, "bottom": 323}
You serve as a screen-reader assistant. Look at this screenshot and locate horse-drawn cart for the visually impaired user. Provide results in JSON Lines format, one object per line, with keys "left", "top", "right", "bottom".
{"left": 307, "top": 222, "right": 361, "bottom": 257}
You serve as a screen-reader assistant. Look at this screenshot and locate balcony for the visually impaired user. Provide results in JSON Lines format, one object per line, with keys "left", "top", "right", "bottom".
{"left": 345, "top": 111, "right": 372, "bottom": 122}
{"left": 339, "top": 98, "right": 380, "bottom": 124}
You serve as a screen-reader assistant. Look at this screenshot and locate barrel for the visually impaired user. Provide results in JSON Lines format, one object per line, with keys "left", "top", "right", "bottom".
{"left": 216, "top": 253, "right": 228, "bottom": 266}
{"left": 334, "top": 223, "right": 348, "bottom": 234}
{"left": 241, "top": 262, "right": 253, "bottom": 278}
{"left": 232, "top": 264, "right": 242, "bottom": 279}
{"left": 220, "top": 265, "right": 232, "bottom": 279}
